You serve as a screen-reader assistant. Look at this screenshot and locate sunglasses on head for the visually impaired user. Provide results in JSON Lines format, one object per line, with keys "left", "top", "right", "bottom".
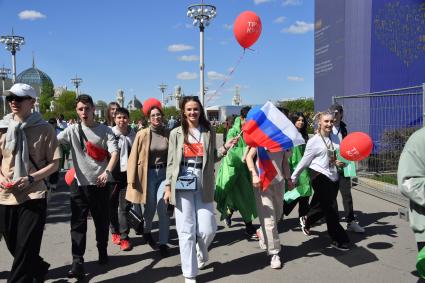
{"left": 6, "top": 95, "right": 33, "bottom": 103}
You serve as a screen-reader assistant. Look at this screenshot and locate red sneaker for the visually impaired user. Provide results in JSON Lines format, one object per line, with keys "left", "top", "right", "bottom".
{"left": 111, "top": 233, "right": 121, "bottom": 245}
{"left": 120, "top": 239, "right": 133, "bottom": 251}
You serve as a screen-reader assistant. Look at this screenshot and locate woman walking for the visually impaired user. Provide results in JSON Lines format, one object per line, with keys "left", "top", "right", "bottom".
{"left": 283, "top": 112, "right": 312, "bottom": 230}
{"left": 163, "top": 96, "right": 237, "bottom": 283}
{"left": 126, "top": 99, "right": 171, "bottom": 257}
{"left": 291, "top": 111, "right": 350, "bottom": 250}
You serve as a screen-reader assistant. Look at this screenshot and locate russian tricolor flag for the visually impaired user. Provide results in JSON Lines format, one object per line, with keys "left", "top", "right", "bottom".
{"left": 244, "top": 102, "right": 305, "bottom": 189}
{"left": 243, "top": 101, "right": 305, "bottom": 152}
{"left": 257, "top": 147, "right": 278, "bottom": 191}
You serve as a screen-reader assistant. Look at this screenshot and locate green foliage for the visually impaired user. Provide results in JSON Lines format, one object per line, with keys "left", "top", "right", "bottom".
{"left": 163, "top": 106, "right": 180, "bottom": 121}
{"left": 39, "top": 81, "right": 55, "bottom": 113}
{"left": 41, "top": 90, "right": 78, "bottom": 120}
{"left": 129, "top": 110, "right": 143, "bottom": 123}
{"left": 215, "top": 123, "right": 225, "bottom": 134}
{"left": 277, "top": 98, "right": 314, "bottom": 133}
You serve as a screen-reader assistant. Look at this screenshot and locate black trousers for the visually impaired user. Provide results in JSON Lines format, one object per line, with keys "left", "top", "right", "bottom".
{"left": 306, "top": 174, "right": 349, "bottom": 244}
{"left": 110, "top": 183, "right": 130, "bottom": 239}
{"left": 338, "top": 175, "right": 355, "bottom": 222}
{"left": 283, "top": 196, "right": 310, "bottom": 217}
{"left": 0, "top": 198, "right": 47, "bottom": 283}
{"left": 70, "top": 184, "right": 110, "bottom": 262}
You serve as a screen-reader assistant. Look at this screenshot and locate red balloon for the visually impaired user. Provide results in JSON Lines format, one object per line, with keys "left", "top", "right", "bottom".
{"left": 65, "top": 168, "right": 76, "bottom": 186}
{"left": 243, "top": 131, "right": 258, "bottom": 147}
{"left": 233, "top": 11, "right": 262, "bottom": 49}
{"left": 340, "top": 132, "right": 373, "bottom": 161}
{"left": 143, "top": 98, "right": 162, "bottom": 117}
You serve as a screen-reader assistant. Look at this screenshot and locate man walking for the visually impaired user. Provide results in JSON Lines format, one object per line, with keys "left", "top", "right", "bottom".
{"left": 0, "top": 83, "right": 60, "bottom": 283}
{"left": 58, "top": 95, "right": 118, "bottom": 279}
{"left": 329, "top": 103, "right": 364, "bottom": 233}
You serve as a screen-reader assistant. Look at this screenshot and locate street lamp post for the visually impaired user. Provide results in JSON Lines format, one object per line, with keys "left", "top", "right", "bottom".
{"left": 187, "top": 3, "right": 216, "bottom": 108}
{"left": 71, "top": 75, "right": 82, "bottom": 98}
{"left": 0, "top": 66, "right": 11, "bottom": 116}
{"left": 0, "top": 30, "right": 25, "bottom": 83}
{"left": 159, "top": 83, "right": 168, "bottom": 107}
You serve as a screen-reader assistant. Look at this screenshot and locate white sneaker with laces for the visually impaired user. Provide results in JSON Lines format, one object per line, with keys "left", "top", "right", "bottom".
{"left": 347, "top": 220, "right": 365, "bottom": 233}
{"left": 270, "top": 254, "right": 282, "bottom": 269}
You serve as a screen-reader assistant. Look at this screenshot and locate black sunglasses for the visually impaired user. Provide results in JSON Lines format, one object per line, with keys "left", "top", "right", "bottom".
{"left": 6, "top": 95, "right": 33, "bottom": 103}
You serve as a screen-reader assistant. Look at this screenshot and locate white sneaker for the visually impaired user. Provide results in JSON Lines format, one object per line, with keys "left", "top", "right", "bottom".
{"left": 270, "top": 254, "right": 282, "bottom": 269}
{"left": 185, "top": 277, "right": 196, "bottom": 283}
{"left": 256, "top": 229, "right": 267, "bottom": 250}
{"left": 347, "top": 220, "right": 365, "bottom": 233}
{"left": 197, "top": 251, "right": 207, "bottom": 270}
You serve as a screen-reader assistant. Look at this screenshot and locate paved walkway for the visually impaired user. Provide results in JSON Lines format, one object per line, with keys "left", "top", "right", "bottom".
{"left": 0, "top": 177, "right": 419, "bottom": 283}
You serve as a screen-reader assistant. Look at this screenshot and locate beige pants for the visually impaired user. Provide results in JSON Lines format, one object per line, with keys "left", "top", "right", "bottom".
{"left": 254, "top": 180, "right": 284, "bottom": 255}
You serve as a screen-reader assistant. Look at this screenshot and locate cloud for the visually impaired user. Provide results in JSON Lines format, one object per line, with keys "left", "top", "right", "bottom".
{"left": 207, "top": 71, "right": 229, "bottom": 81}
{"left": 18, "top": 10, "right": 46, "bottom": 20}
{"left": 167, "top": 44, "right": 194, "bottom": 52}
{"left": 282, "top": 21, "right": 313, "bottom": 34}
{"left": 178, "top": 55, "right": 199, "bottom": 62}
{"left": 287, "top": 76, "right": 304, "bottom": 82}
{"left": 274, "top": 16, "right": 286, "bottom": 24}
{"left": 223, "top": 24, "right": 233, "bottom": 30}
{"left": 177, "top": 72, "right": 197, "bottom": 80}
{"left": 254, "top": 0, "right": 273, "bottom": 4}
{"left": 282, "top": 0, "right": 302, "bottom": 6}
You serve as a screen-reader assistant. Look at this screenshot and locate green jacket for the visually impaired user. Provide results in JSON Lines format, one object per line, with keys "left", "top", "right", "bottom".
{"left": 215, "top": 117, "right": 257, "bottom": 222}
{"left": 398, "top": 127, "right": 425, "bottom": 242}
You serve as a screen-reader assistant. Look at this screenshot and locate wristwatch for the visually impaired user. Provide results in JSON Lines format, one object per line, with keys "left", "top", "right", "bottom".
{"left": 27, "top": 175, "right": 35, "bottom": 184}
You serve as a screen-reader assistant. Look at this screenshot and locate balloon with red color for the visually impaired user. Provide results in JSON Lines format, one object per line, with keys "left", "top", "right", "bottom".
{"left": 65, "top": 168, "right": 76, "bottom": 186}
{"left": 340, "top": 132, "right": 373, "bottom": 161}
{"left": 143, "top": 98, "right": 162, "bottom": 117}
{"left": 233, "top": 11, "right": 262, "bottom": 49}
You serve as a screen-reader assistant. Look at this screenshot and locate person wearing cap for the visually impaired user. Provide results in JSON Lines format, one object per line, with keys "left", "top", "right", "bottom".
{"left": 57, "top": 94, "right": 119, "bottom": 279}
{"left": 126, "top": 98, "right": 171, "bottom": 257}
{"left": 327, "top": 103, "right": 365, "bottom": 233}
{"left": 0, "top": 83, "right": 60, "bottom": 282}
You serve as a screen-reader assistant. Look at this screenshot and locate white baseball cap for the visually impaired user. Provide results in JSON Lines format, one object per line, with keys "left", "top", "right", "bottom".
{"left": 4, "top": 83, "right": 36, "bottom": 98}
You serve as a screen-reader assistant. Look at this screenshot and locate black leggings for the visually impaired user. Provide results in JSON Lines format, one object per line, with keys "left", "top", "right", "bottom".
{"left": 306, "top": 174, "right": 349, "bottom": 244}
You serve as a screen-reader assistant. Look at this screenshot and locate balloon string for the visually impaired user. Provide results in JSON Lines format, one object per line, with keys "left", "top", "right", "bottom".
{"left": 206, "top": 48, "right": 246, "bottom": 103}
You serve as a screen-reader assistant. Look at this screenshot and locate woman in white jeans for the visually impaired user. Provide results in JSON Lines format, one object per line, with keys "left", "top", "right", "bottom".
{"left": 163, "top": 96, "right": 237, "bottom": 283}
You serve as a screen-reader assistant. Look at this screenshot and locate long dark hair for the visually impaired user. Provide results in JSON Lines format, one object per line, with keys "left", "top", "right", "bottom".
{"left": 291, "top": 112, "right": 309, "bottom": 142}
{"left": 180, "top": 96, "right": 210, "bottom": 144}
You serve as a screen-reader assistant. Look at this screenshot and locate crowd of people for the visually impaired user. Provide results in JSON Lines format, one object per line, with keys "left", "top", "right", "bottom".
{"left": 3, "top": 82, "right": 422, "bottom": 283}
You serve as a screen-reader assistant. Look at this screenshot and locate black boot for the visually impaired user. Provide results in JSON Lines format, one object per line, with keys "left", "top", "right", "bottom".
{"left": 33, "top": 258, "right": 50, "bottom": 283}
{"left": 98, "top": 249, "right": 109, "bottom": 265}
{"left": 67, "top": 260, "right": 85, "bottom": 279}
{"left": 159, "top": 244, "right": 170, "bottom": 257}
{"left": 143, "top": 233, "right": 157, "bottom": 249}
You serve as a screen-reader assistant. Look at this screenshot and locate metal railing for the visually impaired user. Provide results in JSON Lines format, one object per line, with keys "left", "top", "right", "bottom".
{"left": 333, "top": 83, "right": 424, "bottom": 205}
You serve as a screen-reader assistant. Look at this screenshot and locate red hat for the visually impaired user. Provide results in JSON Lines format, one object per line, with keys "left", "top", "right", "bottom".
{"left": 143, "top": 98, "right": 162, "bottom": 116}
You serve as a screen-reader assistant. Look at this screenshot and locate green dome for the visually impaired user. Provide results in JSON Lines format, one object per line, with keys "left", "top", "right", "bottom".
{"left": 16, "top": 66, "right": 53, "bottom": 87}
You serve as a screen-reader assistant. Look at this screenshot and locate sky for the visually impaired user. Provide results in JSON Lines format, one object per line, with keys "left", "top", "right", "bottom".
{"left": 0, "top": 0, "right": 314, "bottom": 107}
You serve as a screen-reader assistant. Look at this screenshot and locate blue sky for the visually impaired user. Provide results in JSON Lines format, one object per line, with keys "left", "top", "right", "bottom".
{"left": 0, "top": 0, "right": 314, "bottom": 107}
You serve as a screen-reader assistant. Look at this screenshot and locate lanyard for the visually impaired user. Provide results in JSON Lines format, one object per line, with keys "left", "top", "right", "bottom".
{"left": 319, "top": 133, "right": 334, "bottom": 151}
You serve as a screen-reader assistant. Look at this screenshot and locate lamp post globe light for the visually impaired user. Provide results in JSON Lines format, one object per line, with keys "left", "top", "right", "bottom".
{"left": 159, "top": 83, "right": 168, "bottom": 107}
{"left": 71, "top": 75, "right": 83, "bottom": 98}
{"left": 187, "top": 2, "right": 216, "bottom": 108}
{"left": 0, "top": 30, "right": 25, "bottom": 83}
{"left": 0, "top": 65, "right": 11, "bottom": 116}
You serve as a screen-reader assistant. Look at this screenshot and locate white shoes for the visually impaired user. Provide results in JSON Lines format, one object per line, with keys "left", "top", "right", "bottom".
{"left": 270, "top": 254, "right": 282, "bottom": 269}
{"left": 185, "top": 277, "right": 196, "bottom": 283}
{"left": 196, "top": 243, "right": 207, "bottom": 270}
{"left": 347, "top": 220, "right": 365, "bottom": 233}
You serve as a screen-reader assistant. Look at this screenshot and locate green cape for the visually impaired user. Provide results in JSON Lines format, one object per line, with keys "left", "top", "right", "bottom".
{"left": 215, "top": 117, "right": 257, "bottom": 222}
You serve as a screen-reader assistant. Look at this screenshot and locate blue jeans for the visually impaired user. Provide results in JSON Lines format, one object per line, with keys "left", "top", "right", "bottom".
{"left": 143, "top": 168, "right": 170, "bottom": 245}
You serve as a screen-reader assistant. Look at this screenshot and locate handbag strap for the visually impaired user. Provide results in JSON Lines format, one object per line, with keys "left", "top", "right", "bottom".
{"left": 78, "top": 122, "right": 88, "bottom": 151}
{"left": 28, "top": 154, "right": 50, "bottom": 188}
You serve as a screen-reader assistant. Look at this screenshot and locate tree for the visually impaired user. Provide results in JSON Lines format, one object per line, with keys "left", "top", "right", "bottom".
{"left": 163, "top": 106, "right": 180, "bottom": 121}
{"left": 39, "top": 81, "right": 55, "bottom": 113}
{"left": 41, "top": 90, "right": 78, "bottom": 120}
{"left": 129, "top": 109, "right": 143, "bottom": 123}
{"left": 278, "top": 98, "right": 315, "bottom": 133}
